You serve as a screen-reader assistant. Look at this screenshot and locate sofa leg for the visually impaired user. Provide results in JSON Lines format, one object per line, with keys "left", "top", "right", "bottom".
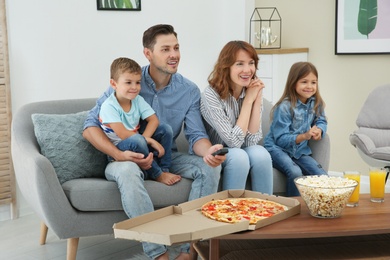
{"left": 40, "top": 222, "right": 48, "bottom": 245}
{"left": 67, "top": 237, "right": 79, "bottom": 260}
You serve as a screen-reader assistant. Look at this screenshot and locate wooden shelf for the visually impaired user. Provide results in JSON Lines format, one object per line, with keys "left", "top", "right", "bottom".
{"left": 256, "top": 48, "right": 309, "bottom": 55}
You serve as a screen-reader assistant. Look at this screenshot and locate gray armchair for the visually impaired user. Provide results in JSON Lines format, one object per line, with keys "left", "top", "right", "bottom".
{"left": 11, "top": 98, "right": 330, "bottom": 260}
{"left": 350, "top": 84, "right": 390, "bottom": 171}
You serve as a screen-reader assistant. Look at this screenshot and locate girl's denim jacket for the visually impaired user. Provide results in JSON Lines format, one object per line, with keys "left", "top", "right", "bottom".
{"left": 264, "top": 97, "right": 327, "bottom": 159}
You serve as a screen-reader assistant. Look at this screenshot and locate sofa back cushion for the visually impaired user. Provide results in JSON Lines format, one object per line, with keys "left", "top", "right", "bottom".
{"left": 32, "top": 111, "right": 107, "bottom": 184}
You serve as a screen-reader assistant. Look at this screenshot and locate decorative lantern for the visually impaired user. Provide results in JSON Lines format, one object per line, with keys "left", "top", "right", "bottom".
{"left": 249, "top": 7, "right": 282, "bottom": 49}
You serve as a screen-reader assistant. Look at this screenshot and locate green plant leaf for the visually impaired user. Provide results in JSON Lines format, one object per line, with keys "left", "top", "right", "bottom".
{"left": 109, "top": 0, "right": 115, "bottom": 8}
{"left": 115, "top": 0, "right": 124, "bottom": 8}
{"left": 123, "top": 0, "right": 133, "bottom": 8}
{"left": 358, "top": 0, "right": 377, "bottom": 38}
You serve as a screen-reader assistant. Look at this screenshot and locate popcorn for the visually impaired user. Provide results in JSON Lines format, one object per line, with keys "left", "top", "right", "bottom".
{"left": 295, "top": 175, "right": 358, "bottom": 218}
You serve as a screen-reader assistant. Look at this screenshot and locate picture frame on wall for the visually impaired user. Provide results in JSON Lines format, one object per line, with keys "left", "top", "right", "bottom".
{"left": 335, "top": 0, "right": 390, "bottom": 55}
{"left": 97, "top": 0, "right": 141, "bottom": 11}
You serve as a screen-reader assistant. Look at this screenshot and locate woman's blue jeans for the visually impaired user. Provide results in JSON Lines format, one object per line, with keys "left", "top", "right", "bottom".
{"left": 222, "top": 145, "right": 273, "bottom": 195}
{"left": 105, "top": 151, "right": 221, "bottom": 259}
{"left": 268, "top": 147, "right": 327, "bottom": 196}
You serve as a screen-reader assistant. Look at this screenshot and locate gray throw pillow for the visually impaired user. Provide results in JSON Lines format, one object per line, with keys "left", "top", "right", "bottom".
{"left": 32, "top": 111, "right": 107, "bottom": 184}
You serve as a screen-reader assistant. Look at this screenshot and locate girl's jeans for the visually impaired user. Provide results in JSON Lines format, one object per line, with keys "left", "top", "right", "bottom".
{"left": 105, "top": 152, "right": 221, "bottom": 259}
{"left": 268, "top": 147, "right": 327, "bottom": 196}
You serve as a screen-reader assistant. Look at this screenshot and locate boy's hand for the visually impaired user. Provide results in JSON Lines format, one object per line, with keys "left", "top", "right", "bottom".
{"left": 146, "top": 137, "right": 165, "bottom": 158}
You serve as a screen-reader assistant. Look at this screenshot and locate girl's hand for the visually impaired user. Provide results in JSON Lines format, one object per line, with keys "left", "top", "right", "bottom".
{"left": 310, "top": 126, "right": 322, "bottom": 140}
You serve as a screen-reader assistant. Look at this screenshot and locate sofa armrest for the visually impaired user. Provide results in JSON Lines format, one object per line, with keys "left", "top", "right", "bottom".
{"left": 309, "top": 133, "right": 330, "bottom": 172}
{"left": 11, "top": 103, "right": 84, "bottom": 238}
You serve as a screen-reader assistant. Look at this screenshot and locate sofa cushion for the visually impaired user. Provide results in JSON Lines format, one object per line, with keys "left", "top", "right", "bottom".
{"left": 32, "top": 111, "right": 107, "bottom": 184}
{"left": 62, "top": 177, "right": 193, "bottom": 211}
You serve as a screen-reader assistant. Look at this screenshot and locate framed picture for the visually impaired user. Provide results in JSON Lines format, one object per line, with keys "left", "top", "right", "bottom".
{"left": 335, "top": 0, "right": 390, "bottom": 55}
{"left": 97, "top": 0, "right": 141, "bottom": 11}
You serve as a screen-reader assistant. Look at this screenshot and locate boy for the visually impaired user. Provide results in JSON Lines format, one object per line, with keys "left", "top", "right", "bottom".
{"left": 99, "top": 57, "right": 181, "bottom": 185}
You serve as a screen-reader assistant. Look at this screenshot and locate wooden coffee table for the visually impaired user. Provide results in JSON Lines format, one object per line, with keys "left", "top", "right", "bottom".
{"left": 193, "top": 193, "right": 390, "bottom": 259}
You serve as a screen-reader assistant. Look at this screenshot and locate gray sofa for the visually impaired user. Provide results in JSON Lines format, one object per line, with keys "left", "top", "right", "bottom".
{"left": 11, "top": 97, "right": 330, "bottom": 260}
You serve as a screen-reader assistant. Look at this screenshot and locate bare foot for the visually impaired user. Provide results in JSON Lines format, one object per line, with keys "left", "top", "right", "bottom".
{"left": 155, "top": 252, "right": 169, "bottom": 260}
{"left": 156, "top": 172, "right": 181, "bottom": 185}
{"left": 175, "top": 252, "right": 191, "bottom": 260}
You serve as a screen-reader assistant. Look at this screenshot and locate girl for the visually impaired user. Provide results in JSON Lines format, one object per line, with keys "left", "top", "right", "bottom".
{"left": 200, "top": 40, "right": 273, "bottom": 194}
{"left": 264, "top": 62, "right": 328, "bottom": 196}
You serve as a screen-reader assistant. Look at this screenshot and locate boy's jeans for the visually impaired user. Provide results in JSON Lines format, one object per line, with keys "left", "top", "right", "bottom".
{"left": 112, "top": 123, "right": 173, "bottom": 180}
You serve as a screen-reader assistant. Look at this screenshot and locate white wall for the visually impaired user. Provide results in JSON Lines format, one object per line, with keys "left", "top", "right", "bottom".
{"left": 2, "top": 0, "right": 255, "bottom": 220}
{"left": 7, "top": 0, "right": 254, "bottom": 112}
{"left": 256, "top": 0, "right": 390, "bottom": 175}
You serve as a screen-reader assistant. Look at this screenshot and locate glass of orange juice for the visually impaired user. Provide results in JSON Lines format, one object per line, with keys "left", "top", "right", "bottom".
{"left": 369, "top": 167, "right": 387, "bottom": 203}
{"left": 344, "top": 171, "right": 360, "bottom": 207}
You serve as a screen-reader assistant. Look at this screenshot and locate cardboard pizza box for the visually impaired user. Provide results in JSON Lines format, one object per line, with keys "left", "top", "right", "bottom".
{"left": 113, "top": 190, "right": 300, "bottom": 245}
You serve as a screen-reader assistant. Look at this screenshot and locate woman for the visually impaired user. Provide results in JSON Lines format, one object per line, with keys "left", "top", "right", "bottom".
{"left": 200, "top": 40, "right": 273, "bottom": 194}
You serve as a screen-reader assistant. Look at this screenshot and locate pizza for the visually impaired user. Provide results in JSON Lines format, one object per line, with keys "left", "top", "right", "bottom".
{"left": 201, "top": 198, "right": 288, "bottom": 224}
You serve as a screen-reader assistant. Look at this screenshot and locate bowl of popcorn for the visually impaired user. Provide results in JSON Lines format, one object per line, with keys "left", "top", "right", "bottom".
{"left": 294, "top": 175, "right": 358, "bottom": 218}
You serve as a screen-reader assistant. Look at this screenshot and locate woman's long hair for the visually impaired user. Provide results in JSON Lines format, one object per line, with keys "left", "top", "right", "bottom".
{"left": 208, "top": 41, "right": 259, "bottom": 100}
{"left": 271, "top": 62, "right": 325, "bottom": 119}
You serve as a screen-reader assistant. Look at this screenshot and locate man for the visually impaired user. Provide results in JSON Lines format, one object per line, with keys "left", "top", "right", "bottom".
{"left": 83, "top": 24, "right": 225, "bottom": 260}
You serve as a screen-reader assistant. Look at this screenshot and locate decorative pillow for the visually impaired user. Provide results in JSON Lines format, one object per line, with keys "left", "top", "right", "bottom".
{"left": 32, "top": 111, "right": 107, "bottom": 184}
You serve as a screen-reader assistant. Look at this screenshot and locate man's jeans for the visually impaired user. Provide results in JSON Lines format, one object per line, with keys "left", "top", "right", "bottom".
{"left": 222, "top": 145, "right": 273, "bottom": 195}
{"left": 105, "top": 151, "right": 220, "bottom": 259}
{"left": 268, "top": 147, "right": 327, "bottom": 196}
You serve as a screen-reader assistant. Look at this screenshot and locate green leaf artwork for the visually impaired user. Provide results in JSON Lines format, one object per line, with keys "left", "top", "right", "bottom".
{"left": 357, "top": 0, "right": 377, "bottom": 38}
{"left": 98, "top": 0, "right": 139, "bottom": 9}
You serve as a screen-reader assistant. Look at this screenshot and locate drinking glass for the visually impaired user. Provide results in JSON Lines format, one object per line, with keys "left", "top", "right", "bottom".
{"left": 344, "top": 171, "right": 360, "bottom": 207}
{"left": 369, "top": 167, "right": 386, "bottom": 203}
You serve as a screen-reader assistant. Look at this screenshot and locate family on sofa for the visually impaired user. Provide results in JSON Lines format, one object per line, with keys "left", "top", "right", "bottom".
{"left": 82, "top": 24, "right": 327, "bottom": 260}
{"left": 11, "top": 23, "right": 330, "bottom": 260}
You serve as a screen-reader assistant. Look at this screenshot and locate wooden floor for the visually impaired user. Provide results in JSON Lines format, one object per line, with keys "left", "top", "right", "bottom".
{"left": 0, "top": 213, "right": 182, "bottom": 260}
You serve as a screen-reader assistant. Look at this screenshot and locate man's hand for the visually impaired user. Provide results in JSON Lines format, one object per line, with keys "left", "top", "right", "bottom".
{"left": 203, "top": 144, "right": 226, "bottom": 167}
{"left": 116, "top": 150, "right": 153, "bottom": 170}
{"left": 123, "top": 151, "right": 153, "bottom": 170}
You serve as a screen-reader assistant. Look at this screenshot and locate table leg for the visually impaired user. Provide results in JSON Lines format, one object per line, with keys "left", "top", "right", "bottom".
{"left": 190, "top": 242, "right": 198, "bottom": 260}
{"left": 209, "top": 239, "right": 220, "bottom": 260}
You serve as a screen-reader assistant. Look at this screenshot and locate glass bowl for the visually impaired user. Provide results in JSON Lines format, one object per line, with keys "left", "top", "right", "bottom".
{"left": 294, "top": 175, "right": 358, "bottom": 218}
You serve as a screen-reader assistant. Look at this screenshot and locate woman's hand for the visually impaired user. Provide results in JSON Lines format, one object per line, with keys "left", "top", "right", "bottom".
{"left": 245, "top": 77, "right": 265, "bottom": 103}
